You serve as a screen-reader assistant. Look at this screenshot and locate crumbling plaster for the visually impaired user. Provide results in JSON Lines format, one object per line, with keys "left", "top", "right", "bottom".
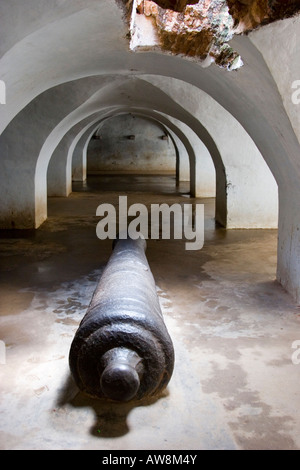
{"left": 130, "top": 1, "right": 300, "bottom": 70}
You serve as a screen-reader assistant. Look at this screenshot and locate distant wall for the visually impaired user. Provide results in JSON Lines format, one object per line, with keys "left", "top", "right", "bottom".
{"left": 87, "top": 114, "right": 176, "bottom": 174}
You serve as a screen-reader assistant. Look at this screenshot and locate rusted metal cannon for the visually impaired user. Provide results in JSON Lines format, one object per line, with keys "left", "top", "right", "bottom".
{"left": 69, "top": 237, "right": 174, "bottom": 402}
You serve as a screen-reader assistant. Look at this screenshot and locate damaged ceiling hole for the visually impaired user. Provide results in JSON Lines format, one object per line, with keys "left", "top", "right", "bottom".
{"left": 128, "top": 0, "right": 300, "bottom": 71}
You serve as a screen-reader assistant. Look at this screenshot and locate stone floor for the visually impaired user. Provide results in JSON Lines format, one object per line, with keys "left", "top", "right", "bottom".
{"left": 0, "top": 175, "right": 299, "bottom": 450}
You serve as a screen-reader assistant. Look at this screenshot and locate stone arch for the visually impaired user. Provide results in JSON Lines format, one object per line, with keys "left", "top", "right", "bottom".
{"left": 0, "top": 74, "right": 276, "bottom": 233}
{"left": 69, "top": 113, "right": 187, "bottom": 187}
{"left": 68, "top": 108, "right": 213, "bottom": 204}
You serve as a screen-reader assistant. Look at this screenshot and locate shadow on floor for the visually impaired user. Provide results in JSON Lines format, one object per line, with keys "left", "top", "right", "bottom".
{"left": 56, "top": 373, "right": 169, "bottom": 438}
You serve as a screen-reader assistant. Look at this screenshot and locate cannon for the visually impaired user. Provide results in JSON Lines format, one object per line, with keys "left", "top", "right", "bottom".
{"left": 69, "top": 237, "right": 174, "bottom": 402}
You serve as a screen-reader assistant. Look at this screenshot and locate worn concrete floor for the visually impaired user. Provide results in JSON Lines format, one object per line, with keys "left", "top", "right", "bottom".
{"left": 0, "top": 175, "right": 300, "bottom": 450}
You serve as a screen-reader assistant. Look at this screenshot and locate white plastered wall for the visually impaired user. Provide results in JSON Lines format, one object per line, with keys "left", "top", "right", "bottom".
{"left": 249, "top": 16, "right": 300, "bottom": 302}
{"left": 87, "top": 114, "right": 176, "bottom": 175}
{"left": 142, "top": 75, "right": 278, "bottom": 228}
{"left": 164, "top": 116, "right": 215, "bottom": 197}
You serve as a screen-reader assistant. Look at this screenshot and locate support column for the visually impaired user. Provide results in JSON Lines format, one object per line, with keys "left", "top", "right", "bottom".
{"left": 277, "top": 187, "right": 300, "bottom": 303}
{"left": 72, "top": 126, "right": 98, "bottom": 182}
{"left": 47, "top": 134, "right": 73, "bottom": 197}
{"left": 0, "top": 110, "right": 45, "bottom": 229}
{"left": 0, "top": 139, "right": 38, "bottom": 228}
{"left": 171, "top": 133, "right": 190, "bottom": 183}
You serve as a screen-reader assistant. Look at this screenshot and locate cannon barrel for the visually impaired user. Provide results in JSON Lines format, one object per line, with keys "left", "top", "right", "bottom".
{"left": 69, "top": 237, "right": 175, "bottom": 402}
